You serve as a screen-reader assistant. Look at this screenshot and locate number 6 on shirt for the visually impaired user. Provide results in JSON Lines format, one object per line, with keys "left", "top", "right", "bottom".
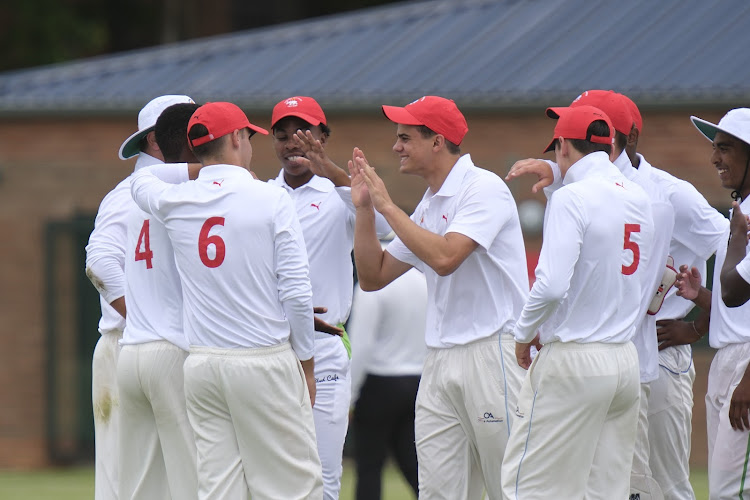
{"left": 622, "top": 223, "right": 640, "bottom": 276}
{"left": 199, "top": 217, "right": 226, "bottom": 268}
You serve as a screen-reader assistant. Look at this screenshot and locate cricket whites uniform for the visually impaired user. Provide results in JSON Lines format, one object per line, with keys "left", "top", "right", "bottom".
{"left": 612, "top": 151, "right": 674, "bottom": 500}
{"left": 642, "top": 153, "right": 729, "bottom": 500}
{"left": 705, "top": 196, "right": 750, "bottom": 500}
{"left": 118, "top": 163, "right": 197, "bottom": 499}
{"left": 268, "top": 171, "right": 390, "bottom": 500}
{"left": 131, "top": 164, "right": 323, "bottom": 500}
{"left": 502, "top": 152, "right": 655, "bottom": 500}
{"left": 385, "top": 154, "right": 529, "bottom": 500}
{"left": 85, "top": 152, "right": 162, "bottom": 500}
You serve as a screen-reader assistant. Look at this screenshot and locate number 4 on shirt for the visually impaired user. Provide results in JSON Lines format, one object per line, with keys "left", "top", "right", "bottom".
{"left": 135, "top": 219, "right": 154, "bottom": 269}
{"left": 622, "top": 223, "right": 640, "bottom": 276}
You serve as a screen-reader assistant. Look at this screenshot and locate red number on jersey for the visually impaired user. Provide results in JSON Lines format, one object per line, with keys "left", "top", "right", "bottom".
{"left": 135, "top": 219, "right": 153, "bottom": 269}
{"left": 198, "top": 217, "right": 226, "bottom": 268}
{"left": 622, "top": 223, "right": 641, "bottom": 276}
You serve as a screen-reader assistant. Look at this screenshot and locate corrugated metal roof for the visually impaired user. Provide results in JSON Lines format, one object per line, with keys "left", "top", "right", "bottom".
{"left": 1, "top": 0, "right": 749, "bottom": 115}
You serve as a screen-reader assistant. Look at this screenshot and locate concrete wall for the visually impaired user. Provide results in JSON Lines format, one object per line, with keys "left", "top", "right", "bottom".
{"left": 0, "top": 107, "right": 729, "bottom": 467}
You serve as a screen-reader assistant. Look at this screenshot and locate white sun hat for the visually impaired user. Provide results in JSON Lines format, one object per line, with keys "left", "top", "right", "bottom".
{"left": 691, "top": 108, "right": 750, "bottom": 147}
{"left": 118, "top": 95, "right": 195, "bottom": 160}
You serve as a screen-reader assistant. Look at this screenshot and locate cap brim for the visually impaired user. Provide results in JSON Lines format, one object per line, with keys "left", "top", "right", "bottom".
{"left": 546, "top": 107, "right": 566, "bottom": 119}
{"left": 270, "top": 112, "right": 322, "bottom": 128}
{"left": 249, "top": 123, "right": 269, "bottom": 136}
{"left": 382, "top": 105, "right": 423, "bottom": 126}
{"left": 543, "top": 138, "right": 557, "bottom": 153}
{"left": 118, "top": 128, "right": 151, "bottom": 160}
{"left": 690, "top": 116, "right": 719, "bottom": 142}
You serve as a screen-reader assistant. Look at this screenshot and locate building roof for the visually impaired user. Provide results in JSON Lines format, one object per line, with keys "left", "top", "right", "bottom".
{"left": 1, "top": 0, "right": 749, "bottom": 115}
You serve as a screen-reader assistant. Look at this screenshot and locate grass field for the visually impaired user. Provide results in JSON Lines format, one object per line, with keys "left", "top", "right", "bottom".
{"left": 0, "top": 460, "right": 710, "bottom": 499}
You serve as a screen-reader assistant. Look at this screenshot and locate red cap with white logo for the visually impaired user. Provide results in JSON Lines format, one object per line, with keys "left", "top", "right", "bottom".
{"left": 543, "top": 105, "right": 615, "bottom": 153}
{"left": 271, "top": 96, "right": 327, "bottom": 128}
{"left": 547, "top": 90, "right": 633, "bottom": 136}
{"left": 382, "top": 96, "right": 469, "bottom": 146}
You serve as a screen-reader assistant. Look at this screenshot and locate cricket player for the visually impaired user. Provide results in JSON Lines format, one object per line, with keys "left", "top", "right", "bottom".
{"left": 508, "top": 90, "right": 677, "bottom": 500}
{"left": 501, "top": 105, "right": 655, "bottom": 499}
{"left": 267, "top": 96, "right": 391, "bottom": 500}
{"left": 349, "top": 95, "right": 529, "bottom": 500}
{"left": 616, "top": 95, "right": 729, "bottom": 500}
{"left": 672, "top": 108, "right": 750, "bottom": 500}
{"left": 85, "top": 94, "right": 194, "bottom": 500}
{"left": 130, "top": 101, "right": 323, "bottom": 499}
{"left": 117, "top": 102, "right": 200, "bottom": 499}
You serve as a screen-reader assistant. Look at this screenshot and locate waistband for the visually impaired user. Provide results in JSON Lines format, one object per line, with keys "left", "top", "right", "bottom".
{"left": 121, "top": 340, "right": 187, "bottom": 353}
{"left": 189, "top": 342, "right": 291, "bottom": 357}
{"left": 543, "top": 340, "right": 633, "bottom": 351}
{"left": 100, "top": 329, "right": 123, "bottom": 337}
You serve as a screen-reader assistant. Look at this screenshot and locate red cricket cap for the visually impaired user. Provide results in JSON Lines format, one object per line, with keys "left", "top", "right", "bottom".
{"left": 271, "top": 96, "right": 327, "bottom": 128}
{"left": 543, "top": 105, "right": 615, "bottom": 153}
{"left": 619, "top": 93, "right": 643, "bottom": 133}
{"left": 382, "top": 95, "right": 468, "bottom": 145}
{"left": 547, "top": 90, "right": 633, "bottom": 136}
{"left": 188, "top": 102, "right": 268, "bottom": 147}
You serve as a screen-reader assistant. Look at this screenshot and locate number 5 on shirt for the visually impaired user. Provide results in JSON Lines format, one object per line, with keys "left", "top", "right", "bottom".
{"left": 199, "top": 217, "right": 226, "bottom": 268}
{"left": 622, "top": 223, "right": 640, "bottom": 276}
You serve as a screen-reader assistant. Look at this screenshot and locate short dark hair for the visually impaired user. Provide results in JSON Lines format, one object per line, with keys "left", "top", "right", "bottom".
{"left": 416, "top": 125, "right": 461, "bottom": 155}
{"left": 188, "top": 123, "right": 229, "bottom": 159}
{"left": 566, "top": 120, "right": 613, "bottom": 156}
{"left": 614, "top": 130, "right": 628, "bottom": 153}
{"left": 155, "top": 103, "right": 200, "bottom": 163}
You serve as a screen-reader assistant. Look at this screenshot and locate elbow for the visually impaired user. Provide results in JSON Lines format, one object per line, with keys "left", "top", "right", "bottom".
{"left": 358, "top": 279, "right": 384, "bottom": 292}
{"left": 722, "top": 289, "right": 746, "bottom": 308}
{"left": 432, "top": 257, "right": 461, "bottom": 277}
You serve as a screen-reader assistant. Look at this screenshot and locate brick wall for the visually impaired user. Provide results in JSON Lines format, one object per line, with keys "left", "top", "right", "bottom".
{"left": 0, "top": 107, "right": 729, "bottom": 467}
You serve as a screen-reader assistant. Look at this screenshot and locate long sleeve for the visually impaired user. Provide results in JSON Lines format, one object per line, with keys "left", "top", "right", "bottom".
{"left": 274, "top": 194, "right": 315, "bottom": 360}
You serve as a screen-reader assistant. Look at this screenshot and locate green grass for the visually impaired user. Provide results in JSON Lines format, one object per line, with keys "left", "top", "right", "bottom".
{"left": 0, "top": 461, "right": 709, "bottom": 500}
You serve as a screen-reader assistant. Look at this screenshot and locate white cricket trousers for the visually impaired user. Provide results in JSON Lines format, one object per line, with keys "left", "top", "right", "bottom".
{"left": 184, "top": 343, "right": 323, "bottom": 500}
{"left": 312, "top": 334, "right": 351, "bottom": 500}
{"left": 415, "top": 333, "right": 524, "bottom": 500}
{"left": 117, "top": 341, "right": 197, "bottom": 500}
{"left": 93, "top": 330, "right": 122, "bottom": 500}
{"left": 648, "top": 344, "right": 696, "bottom": 500}
{"left": 706, "top": 342, "right": 750, "bottom": 500}
{"left": 501, "top": 341, "right": 640, "bottom": 500}
{"left": 631, "top": 382, "right": 665, "bottom": 500}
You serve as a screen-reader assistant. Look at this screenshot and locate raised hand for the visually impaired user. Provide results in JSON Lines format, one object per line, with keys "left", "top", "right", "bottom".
{"left": 675, "top": 265, "right": 701, "bottom": 301}
{"left": 352, "top": 148, "right": 393, "bottom": 214}
{"left": 506, "top": 158, "right": 555, "bottom": 193}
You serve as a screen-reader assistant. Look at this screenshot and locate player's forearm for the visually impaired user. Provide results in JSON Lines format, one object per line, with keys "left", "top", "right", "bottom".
{"left": 690, "top": 286, "right": 712, "bottom": 312}
{"left": 354, "top": 206, "right": 388, "bottom": 290}
{"left": 379, "top": 203, "right": 462, "bottom": 276}
{"left": 85, "top": 257, "right": 126, "bottom": 304}
{"left": 109, "top": 296, "right": 127, "bottom": 319}
{"left": 283, "top": 296, "right": 315, "bottom": 361}
{"left": 322, "top": 160, "right": 351, "bottom": 187}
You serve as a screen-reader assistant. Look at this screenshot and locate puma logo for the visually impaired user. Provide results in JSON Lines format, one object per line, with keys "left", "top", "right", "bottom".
{"left": 311, "top": 202, "right": 321, "bottom": 211}
{"left": 615, "top": 182, "right": 624, "bottom": 188}
{"left": 213, "top": 180, "right": 224, "bottom": 187}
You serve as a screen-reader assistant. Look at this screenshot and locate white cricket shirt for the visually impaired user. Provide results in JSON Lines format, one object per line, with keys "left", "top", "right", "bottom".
{"left": 268, "top": 172, "right": 390, "bottom": 330}
{"left": 613, "top": 151, "right": 674, "bottom": 383}
{"left": 86, "top": 152, "right": 162, "bottom": 335}
{"left": 386, "top": 154, "right": 529, "bottom": 349}
{"left": 709, "top": 196, "right": 750, "bottom": 349}
{"left": 515, "top": 152, "right": 655, "bottom": 345}
{"left": 348, "top": 267, "right": 428, "bottom": 402}
{"left": 122, "top": 163, "right": 190, "bottom": 350}
{"left": 131, "top": 164, "right": 315, "bottom": 360}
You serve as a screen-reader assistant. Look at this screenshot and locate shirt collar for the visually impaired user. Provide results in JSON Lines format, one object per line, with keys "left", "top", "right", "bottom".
{"left": 133, "top": 152, "right": 163, "bottom": 172}
{"left": 197, "top": 164, "right": 253, "bottom": 181}
{"left": 272, "top": 169, "right": 334, "bottom": 193}
{"left": 635, "top": 153, "right": 654, "bottom": 177}
{"left": 431, "top": 154, "right": 473, "bottom": 197}
{"left": 563, "top": 151, "right": 619, "bottom": 185}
